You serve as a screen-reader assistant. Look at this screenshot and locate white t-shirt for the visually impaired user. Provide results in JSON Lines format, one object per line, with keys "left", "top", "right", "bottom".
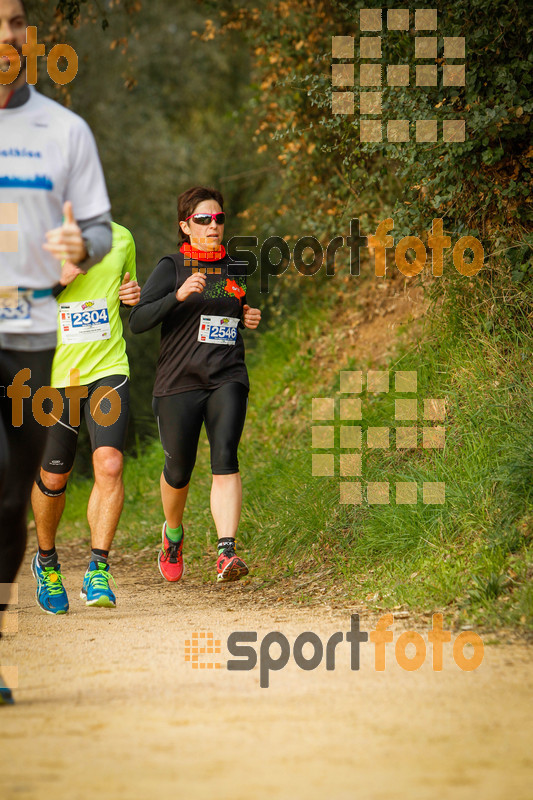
{"left": 0, "top": 87, "right": 111, "bottom": 334}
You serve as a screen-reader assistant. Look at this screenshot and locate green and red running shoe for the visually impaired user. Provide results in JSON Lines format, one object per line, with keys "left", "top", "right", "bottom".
{"left": 158, "top": 522, "right": 184, "bottom": 582}
{"left": 216, "top": 541, "right": 249, "bottom": 583}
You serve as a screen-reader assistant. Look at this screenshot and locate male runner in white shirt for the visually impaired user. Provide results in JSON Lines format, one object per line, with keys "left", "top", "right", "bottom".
{"left": 0, "top": 0, "right": 112, "bottom": 703}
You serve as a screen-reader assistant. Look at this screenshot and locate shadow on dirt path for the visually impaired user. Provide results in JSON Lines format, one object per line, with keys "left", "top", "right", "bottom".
{"left": 1, "top": 543, "right": 532, "bottom": 800}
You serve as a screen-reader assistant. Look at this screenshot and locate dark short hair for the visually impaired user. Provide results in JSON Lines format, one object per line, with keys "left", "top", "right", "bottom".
{"left": 177, "top": 186, "right": 224, "bottom": 243}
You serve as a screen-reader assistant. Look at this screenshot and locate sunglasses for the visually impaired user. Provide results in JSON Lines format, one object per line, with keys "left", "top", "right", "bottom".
{"left": 185, "top": 212, "right": 225, "bottom": 225}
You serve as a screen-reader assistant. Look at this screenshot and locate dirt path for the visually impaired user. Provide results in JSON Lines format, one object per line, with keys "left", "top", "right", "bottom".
{"left": 2, "top": 543, "right": 532, "bottom": 800}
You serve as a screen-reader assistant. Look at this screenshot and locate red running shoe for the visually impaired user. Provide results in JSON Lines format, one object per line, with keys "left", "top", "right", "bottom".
{"left": 216, "top": 543, "right": 249, "bottom": 583}
{"left": 158, "top": 522, "right": 184, "bottom": 582}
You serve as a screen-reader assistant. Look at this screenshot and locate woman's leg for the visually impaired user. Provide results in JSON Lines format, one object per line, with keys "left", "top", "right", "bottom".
{"left": 153, "top": 391, "right": 206, "bottom": 581}
{"left": 204, "top": 382, "right": 248, "bottom": 538}
{"left": 153, "top": 391, "right": 205, "bottom": 526}
{"left": 160, "top": 473, "right": 189, "bottom": 529}
{"left": 210, "top": 472, "right": 242, "bottom": 539}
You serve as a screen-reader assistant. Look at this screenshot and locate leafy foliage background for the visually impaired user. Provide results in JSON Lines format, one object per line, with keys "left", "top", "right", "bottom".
{"left": 26, "top": 0, "right": 532, "bottom": 470}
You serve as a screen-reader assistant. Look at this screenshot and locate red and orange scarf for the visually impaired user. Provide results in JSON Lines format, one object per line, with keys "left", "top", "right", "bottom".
{"left": 180, "top": 242, "right": 226, "bottom": 262}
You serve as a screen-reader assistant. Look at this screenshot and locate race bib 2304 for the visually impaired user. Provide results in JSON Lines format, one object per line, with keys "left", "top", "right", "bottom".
{"left": 59, "top": 298, "right": 111, "bottom": 344}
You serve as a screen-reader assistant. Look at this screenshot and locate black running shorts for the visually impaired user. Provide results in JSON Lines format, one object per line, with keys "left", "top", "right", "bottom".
{"left": 41, "top": 374, "right": 130, "bottom": 474}
{"left": 152, "top": 382, "right": 248, "bottom": 489}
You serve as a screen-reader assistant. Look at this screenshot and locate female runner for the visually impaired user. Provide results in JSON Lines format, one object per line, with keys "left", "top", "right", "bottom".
{"left": 130, "top": 186, "right": 261, "bottom": 582}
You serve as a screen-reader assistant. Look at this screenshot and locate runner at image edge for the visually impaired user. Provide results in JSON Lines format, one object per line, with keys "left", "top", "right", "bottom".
{"left": 0, "top": 0, "right": 112, "bottom": 703}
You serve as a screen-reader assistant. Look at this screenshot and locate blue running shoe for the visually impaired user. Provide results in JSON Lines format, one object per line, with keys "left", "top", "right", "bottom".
{"left": 80, "top": 561, "right": 116, "bottom": 608}
{"left": 0, "top": 672, "right": 14, "bottom": 705}
{"left": 31, "top": 553, "right": 69, "bottom": 615}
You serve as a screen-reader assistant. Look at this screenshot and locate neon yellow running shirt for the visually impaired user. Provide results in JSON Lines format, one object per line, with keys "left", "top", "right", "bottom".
{"left": 51, "top": 222, "right": 136, "bottom": 388}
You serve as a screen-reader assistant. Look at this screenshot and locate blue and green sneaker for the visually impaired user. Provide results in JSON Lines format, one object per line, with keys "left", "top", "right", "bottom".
{"left": 80, "top": 561, "right": 116, "bottom": 608}
{"left": 31, "top": 553, "right": 69, "bottom": 615}
{"left": 0, "top": 672, "right": 14, "bottom": 705}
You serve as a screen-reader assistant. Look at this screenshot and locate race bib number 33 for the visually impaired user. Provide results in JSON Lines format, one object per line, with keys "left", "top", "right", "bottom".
{"left": 198, "top": 315, "right": 239, "bottom": 346}
{"left": 60, "top": 298, "right": 111, "bottom": 344}
{"left": 0, "top": 292, "right": 31, "bottom": 328}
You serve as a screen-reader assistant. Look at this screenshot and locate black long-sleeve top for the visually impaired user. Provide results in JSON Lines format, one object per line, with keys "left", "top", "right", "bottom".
{"left": 129, "top": 251, "right": 249, "bottom": 397}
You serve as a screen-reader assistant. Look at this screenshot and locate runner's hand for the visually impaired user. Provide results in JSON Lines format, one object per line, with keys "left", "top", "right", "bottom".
{"left": 60, "top": 261, "right": 84, "bottom": 287}
{"left": 176, "top": 272, "right": 206, "bottom": 302}
{"left": 43, "top": 201, "right": 87, "bottom": 264}
{"left": 119, "top": 272, "right": 141, "bottom": 306}
{"left": 243, "top": 304, "right": 261, "bottom": 329}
